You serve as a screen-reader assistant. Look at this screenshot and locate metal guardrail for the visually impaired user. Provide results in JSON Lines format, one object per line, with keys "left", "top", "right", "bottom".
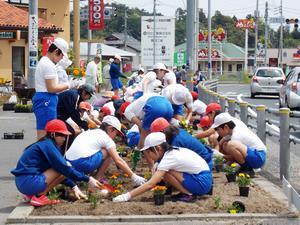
{"left": 199, "top": 80, "right": 300, "bottom": 181}
{"left": 283, "top": 176, "right": 300, "bottom": 211}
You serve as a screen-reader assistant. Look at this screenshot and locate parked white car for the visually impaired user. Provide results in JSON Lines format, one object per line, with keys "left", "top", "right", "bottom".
{"left": 250, "top": 67, "right": 285, "bottom": 98}
{"left": 279, "top": 67, "right": 300, "bottom": 110}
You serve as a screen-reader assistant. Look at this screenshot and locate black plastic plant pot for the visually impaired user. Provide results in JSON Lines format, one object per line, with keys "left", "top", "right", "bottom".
{"left": 153, "top": 194, "right": 165, "bottom": 205}
{"left": 232, "top": 201, "right": 246, "bottom": 213}
{"left": 226, "top": 173, "right": 236, "bottom": 183}
{"left": 215, "top": 164, "right": 224, "bottom": 173}
{"left": 3, "top": 103, "right": 16, "bottom": 111}
{"left": 239, "top": 186, "right": 249, "bottom": 197}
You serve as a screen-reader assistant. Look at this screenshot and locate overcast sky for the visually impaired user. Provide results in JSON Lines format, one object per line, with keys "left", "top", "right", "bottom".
{"left": 101, "top": 0, "right": 299, "bottom": 29}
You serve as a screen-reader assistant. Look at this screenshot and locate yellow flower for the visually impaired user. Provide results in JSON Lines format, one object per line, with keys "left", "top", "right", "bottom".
{"left": 113, "top": 189, "right": 121, "bottom": 194}
{"left": 229, "top": 209, "right": 237, "bottom": 214}
{"left": 246, "top": 174, "right": 250, "bottom": 178}
{"left": 110, "top": 175, "right": 117, "bottom": 179}
{"left": 238, "top": 173, "right": 245, "bottom": 177}
{"left": 73, "top": 69, "right": 79, "bottom": 76}
{"left": 116, "top": 184, "right": 123, "bottom": 189}
{"left": 231, "top": 163, "right": 237, "bottom": 168}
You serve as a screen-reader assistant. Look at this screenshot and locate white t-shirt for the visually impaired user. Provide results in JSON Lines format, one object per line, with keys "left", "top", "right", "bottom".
{"left": 163, "top": 71, "right": 176, "bottom": 87}
{"left": 124, "top": 93, "right": 159, "bottom": 121}
{"left": 142, "top": 72, "right": 157, "bottom": 94}
{"left": 66, "top": 129, "right": 116, "bottom": 160}
{"left": 86, "top": 61, "right": 98, "bottom": 85}
{"left": 35, "top": 56, "right": 58, "bottom": 92}
{"left": 157, "top": 147, "right": 209, "bottom": 174}
{"left": 192, "top": 99, "right": 207, "bottom": 115}
{"left": 162, "top": 84, "right": 193, "bottom": 108}
{"left": 102, "top": 101, "right": 115, "bottom": 115}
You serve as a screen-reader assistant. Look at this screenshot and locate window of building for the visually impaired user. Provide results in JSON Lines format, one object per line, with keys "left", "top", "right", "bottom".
{"left": 237, "top": 64, "right": 243, "bottom": 71}
{"left": 228, "top": 64, "right": 232, "bottom": 71}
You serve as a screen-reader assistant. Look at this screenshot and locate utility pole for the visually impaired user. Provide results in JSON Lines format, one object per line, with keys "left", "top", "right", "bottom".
{"left": 207, "top": 0, "right": 212, "bottom": 80}
{"left": 87, "top": 30, "right": 92, "bottom": 61}
{"left": 73, "top": 0, "right": 80, "bottom": 67}
{"left": 264, "top": 1, "right": 268, "bottom": 66}
{"left": 244, "top": 29, "right": 248, "bottom": 72}
{"left": 279, "top": 0, "right": 283, "bottom": 68}
{"left": 254, "top": 0, "right": 259, "bottom": 71}
{"left": 153, "top": 0, "right": 157, "bottom": 65}
{"left": 27, "top": 0, "right": 38, "bottom": 88}
{"left": 124, "top": 7, "right": 127, "bottom": 50}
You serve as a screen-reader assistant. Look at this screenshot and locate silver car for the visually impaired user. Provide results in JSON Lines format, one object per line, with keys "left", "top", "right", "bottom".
{"left": 279, "top": 67, "right": 300, "bottom": 110}
{"left": 250, "top": 67, "right": 285, "bottom": 98}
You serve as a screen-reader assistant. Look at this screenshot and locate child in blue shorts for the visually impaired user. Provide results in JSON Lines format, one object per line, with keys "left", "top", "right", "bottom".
{"left": 112, "top": 132, "right": 212, "bottom": 203}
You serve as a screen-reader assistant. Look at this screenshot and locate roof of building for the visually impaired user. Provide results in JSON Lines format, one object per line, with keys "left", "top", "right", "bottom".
{"left": 0, "top": 0, "right": 62, "bottom": 31}
{"left": 74, "top": 42, "right": 136, "bottom": 58}
{"left": 176, "top": 42, "right": 247, "bottom": 61}
{"left": 104, "top": 33, "right": 141, "bottom": 52}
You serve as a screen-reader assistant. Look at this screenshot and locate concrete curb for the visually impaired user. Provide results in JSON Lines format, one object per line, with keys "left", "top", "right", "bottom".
{"left": 6, "top": 176, "right": 299, "bottom": 224}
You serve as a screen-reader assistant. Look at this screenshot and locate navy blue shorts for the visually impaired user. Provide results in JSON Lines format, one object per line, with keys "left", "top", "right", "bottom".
{"left": 142, "top": 96, "right": 173, "bottom": 131}
{"left": 172, "top": 104, "right": 184, "bottom": 116}
{"left": 15, "top": 174, "right": 47, "bottom": 196}
{"left": 111, "top": 78, "right": 123, "bottom": 90}
{"left": 32, "top": 92, "right": 58, "bottom": 130}
{"left": 244, "top": 147, "right": 266, "bottom": 169}
{"left": 69, "top": 151, "right": 103, "bottom": 174}
{"left": 183, "top": 170, "right": 212, "bottom": 195}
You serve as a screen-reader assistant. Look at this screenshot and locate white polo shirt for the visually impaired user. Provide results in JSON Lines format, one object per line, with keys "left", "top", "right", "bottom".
{"left": 141, "top": 72, "right": 157, "bottom": 94}
{"left": 65, "top": 129, "right": 116, "bottom": 160}
{"left": 157, "top": 147, "right": 209, "bottom": 174}
{"left": 163, "top": 71, "right": 176, "bottom": 87}
{"left": 124, "top": 93, "right": 159, "bottom": 121}
{"left": 35, "top": 56, "right": 58, "bottom": 92}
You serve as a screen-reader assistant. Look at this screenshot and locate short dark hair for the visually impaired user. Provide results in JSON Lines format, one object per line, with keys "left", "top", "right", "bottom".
{"left": 218, "top": 121, "right": 236, "bottom": 129}
{"left": 163, "top": 125, "right": 179, "bottom": 144}
{"left": 48, "top": 44, "right": 62, "bottom": 55}
{"left": 99, "top": 122, "right": 110, "bottom": 132}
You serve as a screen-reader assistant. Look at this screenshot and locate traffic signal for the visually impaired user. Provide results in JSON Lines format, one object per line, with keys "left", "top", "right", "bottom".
{"left": 104, "top": 6, "right": 117, "bottom": 20}
{"left": 286, "top": 18, "right": 299, "bottom": 28}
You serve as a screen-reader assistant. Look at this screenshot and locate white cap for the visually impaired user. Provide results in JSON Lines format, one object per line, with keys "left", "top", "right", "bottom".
{"left": 211, "top": 113, "right": 233, "bottom": 129}
{"left": 172, "top": 88, "right": 187, "bottom": 105}
{"left": 114, "top": 54, "right": 121, "bottom": 60}
{"left": 152, "top": 62, "right": 168, "bottom": 71}
{"left": 140, "top": 132, "right": 166, "bottom": 151}
{"left": 102, "top": 115, "right": 124, "bottom": 136}
{"left": 53, "top": 38, "right": 69, "bottom": 58}
{"left": 109, "top": 58, "right": 114, "bottom": 63}
{"left": 139, "top": 67, "right": 145, "bottom": 73}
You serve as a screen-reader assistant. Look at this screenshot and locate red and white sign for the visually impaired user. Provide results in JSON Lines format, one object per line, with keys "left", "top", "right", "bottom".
{"left": 42, "top": 36, "right": 55, "bottom": 56}
{"left": 235, "top": 19, "right": 255, "bottom": 29}
{"left": 88, "top": 0, "right": 104, "bottom": 30}
{"left": 198, "top": 48, "right": 220, "bottom": 59}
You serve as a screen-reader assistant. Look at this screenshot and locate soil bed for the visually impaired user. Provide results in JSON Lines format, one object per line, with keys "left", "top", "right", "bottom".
{"left": 32, "top": 158, "right": 289, "bottom": 216}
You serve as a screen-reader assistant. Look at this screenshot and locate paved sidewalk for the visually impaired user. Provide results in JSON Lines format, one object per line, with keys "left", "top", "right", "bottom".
{"left": 1, "top": 108, "right": 299, "bottom": 225}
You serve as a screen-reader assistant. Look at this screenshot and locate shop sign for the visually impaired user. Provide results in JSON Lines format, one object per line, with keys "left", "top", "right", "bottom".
{"left": 42, "top": 37, "right": 55, "bottom": 56}
{"left": 235, "top": 19, "right": 255, "bottom": 29}
{"left": 88, "top": 0, "right": 104, "bottom": 30}
{"left": 293, "top": 46, "right": 300, "bottom": 59}
{"left": 198, "top": 27, "right": 226, "bottom": 42}
{"left": 0, "top": 31, "right": 16, "bottom": 39}
{"left": 198, "top": 48, "right": 220, "bottom": 59}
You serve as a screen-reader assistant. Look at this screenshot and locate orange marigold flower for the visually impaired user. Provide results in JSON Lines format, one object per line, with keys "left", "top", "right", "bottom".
{"left": 124, "top": 173, "right": 129, "bottom": 177}
{"left": 73, "top": 69, "right": 79, "bottom": 76}
{"left": 110, "top": 175, "right": 117, "bottom": 179}
{"left": 113, "top": 189, "right": 121, "bottom": 194}
{"left": 114, "top": 172, "right": 120, "bottom": 177}
{"left": 116, "top": 184, "right": 123, "bottom": 189}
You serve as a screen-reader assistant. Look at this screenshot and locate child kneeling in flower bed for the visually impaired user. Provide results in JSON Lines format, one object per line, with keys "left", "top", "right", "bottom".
{"left": 112, "top": 132, "right": 212, "bottom": 203}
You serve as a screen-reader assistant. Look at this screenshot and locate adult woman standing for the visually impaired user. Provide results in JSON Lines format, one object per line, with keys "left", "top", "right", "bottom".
{"left": 11, "top": 119, "right": 101, "bottom": 206}
{"left": 32, "top": 38, "right": 70, "bottom": 139}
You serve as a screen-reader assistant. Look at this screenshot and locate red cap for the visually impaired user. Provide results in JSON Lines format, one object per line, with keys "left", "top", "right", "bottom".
{"left": 190, "top": 91, "right": 199, "bottom": 101}
{"left": 205, "top": 103, "right": 221, "bottom": 114}
{"left": 100, "top": 106, "right": 111, "bottom": 116}
{"left": 150, "top": 117, "right": 170, "bottom": 132}
{"left": 79, "top": 102, "right": 91, "bottom": 111}
{"left": 111, "top": 95, "right": 120, "bottom": 100}
{"left": 45, "top": 119, "right": 71, "bottom": 135}
{"left": 199, "top": 116, "right": 212, "bottom": 128}
{"left": 119, "top": 102, "right": 130, "bottom": 116}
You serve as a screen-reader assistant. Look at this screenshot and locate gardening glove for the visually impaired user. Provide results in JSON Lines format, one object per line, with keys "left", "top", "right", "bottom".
{"left": 170, "top": 118, "right": 180, "bottom": 127}
{"left": 112, "top": 192, "right": 131, "bottom": 202}
{"left": 131, "top": 173, "right": 147, "bottom": 186}
{"left": 88, "top": 176, "right": 102, "bottom": 189}
{"left": 72, "top": 185, "right": 88, "bottom": 200}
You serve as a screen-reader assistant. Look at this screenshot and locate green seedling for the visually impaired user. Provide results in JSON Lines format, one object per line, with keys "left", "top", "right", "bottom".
{"left": 213, "top": 196, "right": 222, "bottom": 209}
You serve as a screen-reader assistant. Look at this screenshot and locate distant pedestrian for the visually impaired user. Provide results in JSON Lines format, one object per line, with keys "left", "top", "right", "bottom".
{"left": 109, "top": 54, "right": 127, "bottom": 96}
{"left": 102, "top": 58, "right": 113, "bottom": 91}
{"left": 86, "top": 56, "right": 100, "bottom": 91}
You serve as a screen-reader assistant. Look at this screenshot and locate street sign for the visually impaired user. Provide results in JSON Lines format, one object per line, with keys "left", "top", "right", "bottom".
{"left": 173, "top": 52, "right": 186, "bottom": 66}
{"left": 269, "top": 17, "right": 285, "bottom": 24}
{"left": 28, "top": 14, "right": 38, "bottom": 68}
{"left": 88, "top": 0, "right": 104, "bottom": 30}
{"left": 141, "top": 16, "right": 175, "bottom": 67}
